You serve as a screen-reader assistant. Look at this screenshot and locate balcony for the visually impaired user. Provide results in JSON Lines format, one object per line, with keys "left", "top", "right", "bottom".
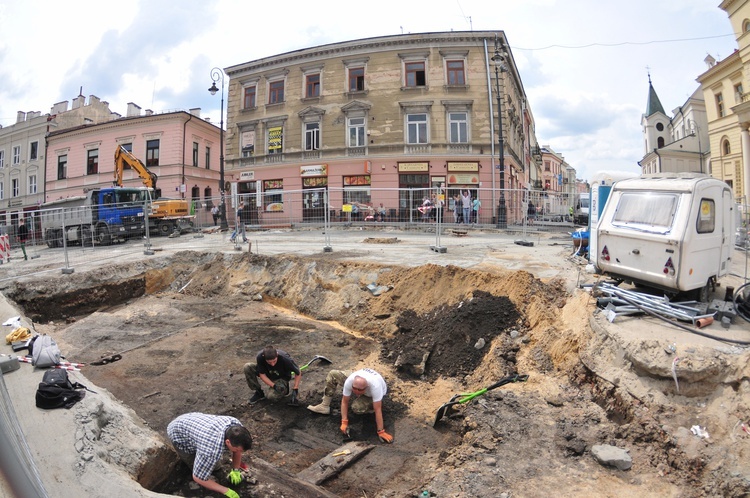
{"left": 347, "top": 147, "right": 367, "bottom": 157}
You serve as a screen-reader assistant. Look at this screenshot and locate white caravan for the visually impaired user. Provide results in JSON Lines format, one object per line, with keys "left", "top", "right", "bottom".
{"left": 595, "top": 174, "right": 735, "bottom": 301}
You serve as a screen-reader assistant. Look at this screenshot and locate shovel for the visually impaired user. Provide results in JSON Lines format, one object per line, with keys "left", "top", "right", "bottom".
{"left": 299, "top": 355, "right": 333, "bottom": 371}
{"left": 433, "top": 374, "right": 529, "bottom": 426}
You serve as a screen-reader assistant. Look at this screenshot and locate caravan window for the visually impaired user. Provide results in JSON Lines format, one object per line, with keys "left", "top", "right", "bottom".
{"left": 612, "top": 192, "right": 678, "bottom": 234}
{"left": 696, "top": 199, "right": 715, "bottom": 234}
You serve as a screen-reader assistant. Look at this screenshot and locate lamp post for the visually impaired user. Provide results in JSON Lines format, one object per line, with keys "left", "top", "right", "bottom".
{"left": 492, "top": 37, "right": 507, "bottom": 229}
{"left": 208, "top": 67, "right": 229, "bottom": 229}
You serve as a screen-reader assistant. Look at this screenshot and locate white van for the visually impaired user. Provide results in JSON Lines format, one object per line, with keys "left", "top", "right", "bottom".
{"left": 595, "top": 174, "right": 735, "bottom": 301}
{"left": 574, "top": 193, "right": 590, "bottom": 226}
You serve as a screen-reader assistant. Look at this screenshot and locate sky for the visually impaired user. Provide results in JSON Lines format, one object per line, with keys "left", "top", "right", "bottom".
{"left": 0, "top": 0, "right": 740, "bottom": 183}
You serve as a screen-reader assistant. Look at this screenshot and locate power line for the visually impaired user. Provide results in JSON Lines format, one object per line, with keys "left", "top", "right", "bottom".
{"left": 513, "top": 33, "right": 736, "bottom": 51}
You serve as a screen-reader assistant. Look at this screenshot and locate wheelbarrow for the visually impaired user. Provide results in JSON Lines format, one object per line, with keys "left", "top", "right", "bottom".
{"left": 433, "top": 374, "right": 529, "bottom": 426}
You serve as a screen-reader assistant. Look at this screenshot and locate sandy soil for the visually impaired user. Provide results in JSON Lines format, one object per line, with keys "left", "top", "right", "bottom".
{"left": 3, "top": 239, "right": 750, "bottom": 497}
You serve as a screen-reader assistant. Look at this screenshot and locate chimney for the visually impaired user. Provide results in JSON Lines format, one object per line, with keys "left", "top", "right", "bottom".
{"left": 51, "top": 101, "right": 69, "bottom": 114}
{"left": 72, "top": 95, "right": 85, "bottom": 109}
{"left": 127, "top": 102, "right": 142, "bottom": 117}
{"left": 17, "top": 111, "right": 26, "bottom": 123}
{"left": 189, "top": 108, "right": 201, "bottom": 118}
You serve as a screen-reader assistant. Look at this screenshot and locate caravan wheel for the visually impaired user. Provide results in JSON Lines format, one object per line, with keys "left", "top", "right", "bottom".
{"left": 692, "top": 279, "right": 714, "bottom": 303}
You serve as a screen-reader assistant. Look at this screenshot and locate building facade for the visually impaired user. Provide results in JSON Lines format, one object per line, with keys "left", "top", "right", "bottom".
{"left": 45, "top": 107, "right": 222, "bottom": 211}
{"left": 223, "top": 31, "right": 554, "bottom": 224}
{"left": 696, "top": 0, "right": 750, "bottom": 204}
{"left": 640, "top": 77, "right": 709, "bottom": 176}
{"left": 0, "top": 94, "right": 117, "bottom": 233}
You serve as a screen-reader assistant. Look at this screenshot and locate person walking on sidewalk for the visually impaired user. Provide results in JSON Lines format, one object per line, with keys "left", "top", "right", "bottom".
{"left": 229, "top": 201, "right": 248, "bottom": 243}
{"left": 211, "top": 204, "right": 219, "bottom": 226}
{"left": 167, "top": 412, "right": 253, "bottom": 498}
{"left": 17, "top": 219, "right": 29, "bottom": 261}
{"left": 244, "top": 345, "right": 302, "bottom": 406}
{"left": 307, "top": 368, "right": 394, "bottom": 443}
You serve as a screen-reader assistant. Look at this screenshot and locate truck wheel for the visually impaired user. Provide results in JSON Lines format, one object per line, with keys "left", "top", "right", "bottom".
{"left": 692, "top": 280, "right": 713, "bottom": 303}
{"left": 96, "top": 226, "right": 112, "bottom": 246}
{"left": 158, "top": 220, "right": 173, "bottom": 235}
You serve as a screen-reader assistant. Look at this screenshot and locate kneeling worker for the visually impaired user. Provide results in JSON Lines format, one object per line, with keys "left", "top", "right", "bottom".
{"left": 307, "top": 368, "right": 393, "bottom": 443}
{"left": 244, "top": 345, "right": 301, "bottom": 405}
{"left": 167, "top": 412, "right": 252, "bottom": 498}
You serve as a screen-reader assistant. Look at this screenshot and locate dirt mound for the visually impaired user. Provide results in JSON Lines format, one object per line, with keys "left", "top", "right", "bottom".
{"left": 382, "top": 291, "right": 523, "bottom": 379}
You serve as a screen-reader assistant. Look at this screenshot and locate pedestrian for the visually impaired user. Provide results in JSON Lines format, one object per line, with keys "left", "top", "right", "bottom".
{"left": 471, "top": 196, "right": 481, "bottom": 224}
{"left": 166, "top": 412, "right": 252, "bottom": 498}
{"left": 527, "top": 201, "right": 536, "bottom": 225}
{"left": 453, "top": 194, "right": 462, "bottom": 223}
{"left": 307, "top": 368, "right": 394, "bottom": 444}
{"left": 377, "top": 203, "right": 387, "bottom": 222}
{"left": 211, "top": 205, "right": 219, "bottom": 226}
{"left": 17, "top": 219, "right": 29, "bottom": 261}
{"left": 461, "top": 190, "right": 471, "bottom": 224}
{"left": 229, "top": 201, "right": 247, "bottom": 243}
{"left": 244, "top": 345, "right": 302, "bottom": 406}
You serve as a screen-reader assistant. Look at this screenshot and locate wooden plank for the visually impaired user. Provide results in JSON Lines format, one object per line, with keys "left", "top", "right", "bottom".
{"left": 249, "top": 457, "right": 338, "bottom": 498}
{"left": 287, "top": 428, "right": 339, "bottom": 451}
{"left": 296, "top": 441, "right": 375, "bottom": 486}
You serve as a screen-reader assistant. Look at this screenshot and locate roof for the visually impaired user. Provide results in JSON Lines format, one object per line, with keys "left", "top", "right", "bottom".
{"left": 645, "top": 79, "right": 666, "bottom": 117}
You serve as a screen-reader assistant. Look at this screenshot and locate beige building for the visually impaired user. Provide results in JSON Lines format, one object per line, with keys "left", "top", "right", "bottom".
{"left": 223, "top": 31, "right": 550, "bottom": 225}
{"left": 698, "top": 0, "right": 750, "bottom": 203}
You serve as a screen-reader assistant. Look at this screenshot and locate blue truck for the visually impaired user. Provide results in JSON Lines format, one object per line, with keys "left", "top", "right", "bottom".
{"left": 41, "top": 187, "right": 149, "bottom": 247}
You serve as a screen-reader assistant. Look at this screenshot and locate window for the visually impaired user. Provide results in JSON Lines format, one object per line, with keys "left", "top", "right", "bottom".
{"left": 657, "top": 137, "right": 665, "bottom": 148}
{"left": 656, "top": 122, "right": 664, "bottom": 132}
{"left": 269, "top": 80, "right": 285, "bottom": 104}
{"left": 28, "top": 174, "right": 37, "bottom": 194}
{"left": 697, "top": 199, "right": 715, "bottom": 234}
{"left": 407, "top": 114, "right": 428, "bottom": 144}
{"left": 735, "top": 83, "right": 744, "bottom": 102}
{"left": 263, "top": 179, "right": 284, "bottom": 211}
{"left": 29, "top": 141, "right": 38, "bottom": 161}
{"left": 241, "top": 130, "right": 256, "bottom": 157}
{"left": 405, "top": 62, "right": 426, "bottom": 87}
{"left": 87, "top": 149, "right": 99, "bottom": 175}
{"left": 205, "top": 146, "right": 211, "bottom": 170}
{"left": 305, "top": 74, "right": 320, "bottom": 98}
{"left": 717, "top": 93, "right": 725, "bottom": 117}
{"left": 268, "top": 126, "right": 283, "bottom": 154}
{"left": 348, "top": 117, "right": 366, "bottom": 147}
{"left": 11, "top": 178, "right": 19, "bottom": 197}
{"left": 146, "top": 139, "right": 160, "bottom": 167}
{"left": 192, "top": 142, "right": 199, "bottom": 167}
{"left": 305, "top": 122, "right": 320, "bottom": 151}
{"left": 0, "top": 150, "right": 4, "bottom": 168}
{"left": 349, "top": 67, "right": 365, "bottom": 92}
{"left": 446, "top": 60, "right": 465, "bottom": 85}
{"left": 244, "top": 86, "right": 256, "bottom": 109}
{"left": 448, "top": 112, "right": 468, "bottom": 143}
{"left": 723, "top": 139, "right": 731, "bottom": 155}
{"left": 57, "top": 155, "right": 67, "bottom": 180}
{"left": 12, "top": 146, "right": 20, "bottom": 165}
{"left": 612, "top": 192, "right": 678, "bottom": 234}
{"left": 0, "top": 181, "right": 3, "bottom": 200}
{"left": 120, "top": 142, "right": 133, "bottom": 169}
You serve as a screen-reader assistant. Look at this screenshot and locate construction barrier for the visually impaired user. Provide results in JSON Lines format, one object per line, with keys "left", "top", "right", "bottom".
{"left": 0, "top": 235, "right": 9, "bottom": 264}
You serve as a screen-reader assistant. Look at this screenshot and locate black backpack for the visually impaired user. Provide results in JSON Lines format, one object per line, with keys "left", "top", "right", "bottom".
{"left": 35, "top": 369, "right": 93, "bottom": 409}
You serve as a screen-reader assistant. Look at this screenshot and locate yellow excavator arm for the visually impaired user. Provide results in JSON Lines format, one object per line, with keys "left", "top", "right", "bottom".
{"left": 114, "top": 146, "right": 158, "bottom": 190}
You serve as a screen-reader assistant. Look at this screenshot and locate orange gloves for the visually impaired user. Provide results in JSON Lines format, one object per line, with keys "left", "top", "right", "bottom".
{"left": 377, "top": 429, "right": 393, "bottom": 444}
{"left": 340, "top": 419, "right": 349, "bottom": 436}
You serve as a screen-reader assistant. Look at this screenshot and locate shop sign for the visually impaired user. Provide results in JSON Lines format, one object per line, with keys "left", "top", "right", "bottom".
{"left": 447, "top": 173, "right": 480, "bottom": 185}
{"left": 240, "top": 171, "right": 255, "bottom": 180}
{"left": 447, "top": 162, "right": 479, "bottom": 172}
{"left": 398, "top": 162, "right": 429, "bottom": 172}
{"left": 300, "top": 164, "right": 328, "bottom": 177}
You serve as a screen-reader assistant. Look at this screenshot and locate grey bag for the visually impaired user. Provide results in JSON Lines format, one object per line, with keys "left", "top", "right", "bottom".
{"left": 31, "top": 334, "right": 61, "bottom": 368}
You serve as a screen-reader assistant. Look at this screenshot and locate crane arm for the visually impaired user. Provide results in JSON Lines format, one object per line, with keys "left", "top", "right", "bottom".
{"left": 114, "top": 146, "right": 158, "bottom": 190}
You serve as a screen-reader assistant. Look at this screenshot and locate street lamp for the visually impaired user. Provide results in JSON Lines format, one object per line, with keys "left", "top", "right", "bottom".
{"left": 208, "top": 67, "right": 229, "bottom": 229}
{"left": 492, "top": 37, "right": 507, "bottom": 229}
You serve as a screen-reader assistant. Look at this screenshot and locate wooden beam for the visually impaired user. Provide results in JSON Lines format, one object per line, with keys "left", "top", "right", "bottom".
{"left": 249, "top": 457, "right": 338, "bottom": 498}
{"left": 287, "top": 428, "right": 339, "bottom": 451}
{"left": 296, "top": 441, "right": 375, "bottom": 486}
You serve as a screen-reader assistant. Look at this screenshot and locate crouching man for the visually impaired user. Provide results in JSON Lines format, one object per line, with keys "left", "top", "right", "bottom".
{"left": 244, "top": 345, "right": 301, "bottom": 406}
{"left": 307, "top": 368, "right": 393, "bottom": 443}
{"left": 167, "top": 412, "right": 253, "bottom": 498}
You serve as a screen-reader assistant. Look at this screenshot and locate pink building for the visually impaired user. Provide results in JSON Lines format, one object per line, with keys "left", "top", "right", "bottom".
{"left": 45, "top": 107, "right": 222, "bottom": 208}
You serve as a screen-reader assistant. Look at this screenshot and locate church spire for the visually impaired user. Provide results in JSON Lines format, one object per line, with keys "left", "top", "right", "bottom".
{"left": 645, "top": 72, "right": 666, "bottom": 117}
